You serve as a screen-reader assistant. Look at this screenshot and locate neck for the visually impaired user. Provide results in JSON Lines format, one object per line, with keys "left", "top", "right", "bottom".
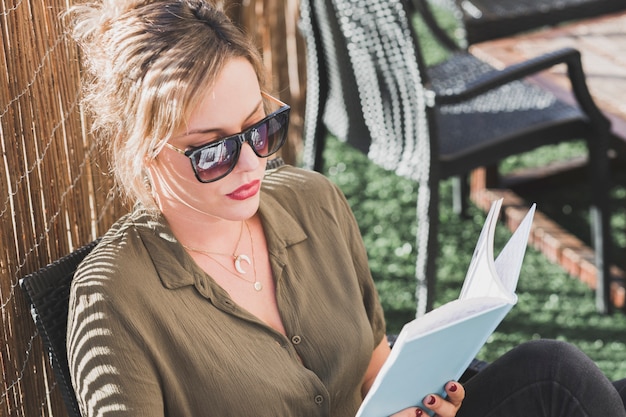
{"left": 146, "top": 162, "right": 260, "bottom": 249}
{"left": 182, "top": 220, "right": 246, "bottom": 257}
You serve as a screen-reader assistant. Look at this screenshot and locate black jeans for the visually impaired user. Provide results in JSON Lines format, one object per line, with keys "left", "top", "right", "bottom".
{"left": 459, "top": 339, "right": 626, "bottom": 416}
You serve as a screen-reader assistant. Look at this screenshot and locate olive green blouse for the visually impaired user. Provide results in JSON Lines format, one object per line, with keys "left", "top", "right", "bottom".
{"left": 67, "top": 165, "right": 386, "bottom": 417}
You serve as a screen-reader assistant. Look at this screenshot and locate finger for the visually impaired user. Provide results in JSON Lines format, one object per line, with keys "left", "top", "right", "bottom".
{"left": 389, "top": 406, "right": 426, "bottom": 416}
{"left": 423, "top": 394, "right": 460, "bottom": 417}
{"left": 444, "top": 381, "right": 465, "bottom": 407}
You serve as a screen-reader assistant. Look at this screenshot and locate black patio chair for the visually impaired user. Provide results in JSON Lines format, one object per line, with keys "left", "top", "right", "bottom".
{"left": 298, "top": 0, "right": 613, "bottom": 314}
{"left": 19, "top": 239, "right": 100, "bottom": 417}
{"left": 423, "top": 0, "right": 626, "bottom": 46}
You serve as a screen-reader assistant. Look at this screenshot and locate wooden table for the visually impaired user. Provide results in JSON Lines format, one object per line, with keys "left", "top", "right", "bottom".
{"left": 470, "top": 10, "right": 626, "bottom": 154}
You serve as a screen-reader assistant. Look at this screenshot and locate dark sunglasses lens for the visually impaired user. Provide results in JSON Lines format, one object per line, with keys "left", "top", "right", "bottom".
{"left": 190, "top": 138, "right": 239, "bottom": 182}
{"left": 252, "top": 110, "right": 289, "bottom": 157}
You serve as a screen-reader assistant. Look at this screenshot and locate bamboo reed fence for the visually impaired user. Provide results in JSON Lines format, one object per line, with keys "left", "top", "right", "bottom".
{"left": 0, "top": 1, "right": 307, "bottom": 416}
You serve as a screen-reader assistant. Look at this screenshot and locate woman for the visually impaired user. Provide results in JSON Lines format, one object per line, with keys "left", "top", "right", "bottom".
{"left": 66, "top": 1, "right": 626, "bottom": 416}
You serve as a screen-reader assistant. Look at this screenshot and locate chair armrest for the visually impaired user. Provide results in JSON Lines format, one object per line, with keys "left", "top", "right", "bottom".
{"left": 434, "top": 47, "right": 610, "bottom": 128}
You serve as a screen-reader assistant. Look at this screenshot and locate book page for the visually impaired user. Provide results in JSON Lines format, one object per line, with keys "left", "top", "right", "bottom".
{"left": 459, "top": 199, "right": 506, "bottom": 300}
{"left": 459, "top": 200, "right": 535, "bottom": 302}
{"left": 494, "top": 204, "right": 536, "bottom": 294}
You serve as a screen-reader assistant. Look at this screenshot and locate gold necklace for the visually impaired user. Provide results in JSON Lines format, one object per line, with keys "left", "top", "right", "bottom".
{"left": 183, "top": 221, "right": 249, "bottom": 273}
{"left": 183, "top": 221, "right": 262, "bottom": 291}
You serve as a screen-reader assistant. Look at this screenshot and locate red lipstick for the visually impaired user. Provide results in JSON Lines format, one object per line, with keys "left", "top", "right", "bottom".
{"left": 227, "top": 180, "right": 261, "bottom": 200}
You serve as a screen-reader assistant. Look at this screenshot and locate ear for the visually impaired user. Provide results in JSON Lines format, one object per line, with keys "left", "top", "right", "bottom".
{"left": 143, "top": 167, "right": 164, "bottom": 211}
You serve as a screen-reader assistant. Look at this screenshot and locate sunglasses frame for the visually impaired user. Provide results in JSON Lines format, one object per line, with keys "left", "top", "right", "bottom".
{"left": 166, "top": 92, "right": 290, "bottom": 183}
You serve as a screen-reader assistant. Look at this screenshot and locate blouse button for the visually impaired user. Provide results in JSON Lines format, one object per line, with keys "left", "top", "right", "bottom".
{"left": 314, "top": 395, "right": 324, "bottom": 405}
{"left": 291, "top": 335, "right": 302, "bottom": 345}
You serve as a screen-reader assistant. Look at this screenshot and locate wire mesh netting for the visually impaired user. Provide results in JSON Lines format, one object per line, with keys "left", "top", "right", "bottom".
{"left": 1, "top": 1, "right": 127, "bottom": 416}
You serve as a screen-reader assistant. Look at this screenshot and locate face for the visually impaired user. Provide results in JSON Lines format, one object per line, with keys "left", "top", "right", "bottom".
{"left": 148, "top": 58, "right": 269, "bottom": 222}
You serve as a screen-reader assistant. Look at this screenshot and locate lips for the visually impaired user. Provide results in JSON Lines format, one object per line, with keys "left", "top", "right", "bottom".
{"left": 227, "top": 180, "right": 261, "bottom": 200}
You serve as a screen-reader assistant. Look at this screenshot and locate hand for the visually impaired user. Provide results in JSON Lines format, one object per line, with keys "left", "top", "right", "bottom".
{"left": 390, "top": 381, "right": 465, "bottom": 417}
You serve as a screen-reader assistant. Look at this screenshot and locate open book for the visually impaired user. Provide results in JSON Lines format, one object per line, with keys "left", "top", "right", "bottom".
{"left": 357, "top": 199, "right": 536, "bottom": 417}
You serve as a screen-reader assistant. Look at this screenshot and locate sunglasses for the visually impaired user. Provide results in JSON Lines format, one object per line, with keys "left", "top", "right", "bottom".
{"left": 165, "top": 93, "right": 290, "bottom": 183}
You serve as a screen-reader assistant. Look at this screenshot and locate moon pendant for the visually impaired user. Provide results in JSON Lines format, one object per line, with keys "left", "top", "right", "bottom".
{"left": 234, "top": 254, "right": 251, "bottom": 274}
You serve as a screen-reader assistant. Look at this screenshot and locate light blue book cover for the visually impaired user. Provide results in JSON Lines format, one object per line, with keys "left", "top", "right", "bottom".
{"left": 357, "top": 199, "right": 536, "bottom": 417}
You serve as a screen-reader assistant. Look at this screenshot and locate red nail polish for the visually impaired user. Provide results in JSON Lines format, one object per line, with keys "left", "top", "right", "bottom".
{"left": 415, "top": 409, "right": 423, "bottom": 417}
{"left": 427, "top": 395, "right": 436, "bottom": 405}
{"left": 449, "top": 383, "right": 458, "bottom": 392}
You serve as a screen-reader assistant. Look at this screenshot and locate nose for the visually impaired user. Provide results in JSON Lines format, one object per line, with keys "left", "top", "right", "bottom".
{"left": 236, "top": 140, "right": 261, "bottom": 172}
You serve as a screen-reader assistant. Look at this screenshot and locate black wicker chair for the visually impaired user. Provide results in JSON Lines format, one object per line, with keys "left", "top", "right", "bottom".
{"left": 423, "top": 0, "right": 626, "bottom": 46}
{"left": 19, "top": 240, "right": 99, "bottom": 417}
{"left": 298, "top": 0, "right": 613, "bottom": 314}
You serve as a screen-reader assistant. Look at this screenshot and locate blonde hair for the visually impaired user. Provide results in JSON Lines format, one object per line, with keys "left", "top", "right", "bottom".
{"left": 68, "top": 0, "right": 267, "bottom": 209}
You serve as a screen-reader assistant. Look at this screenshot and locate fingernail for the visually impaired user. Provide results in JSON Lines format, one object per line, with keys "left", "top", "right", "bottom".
{"left": 449, "top": 383, "right": 458, "bottom": 392}
{"left": 415, "top": 409, "right": 423, "bottom": 417}
{"left": 427, "top": 395, "right": 436, "bottom": 405}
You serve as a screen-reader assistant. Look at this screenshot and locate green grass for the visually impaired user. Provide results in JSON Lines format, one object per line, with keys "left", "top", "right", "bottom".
{"left": 322, "top": 135, "right": 626, "bottom": 380}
